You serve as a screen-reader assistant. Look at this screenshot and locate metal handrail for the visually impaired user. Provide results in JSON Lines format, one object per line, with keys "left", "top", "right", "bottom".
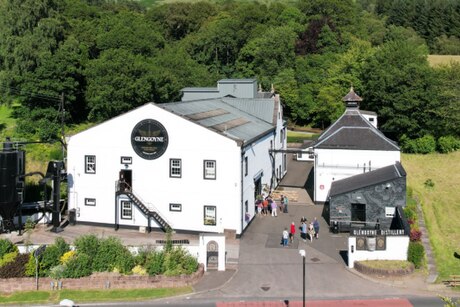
{"left": 115, "top": 180, "right": 172, "bottom": 228}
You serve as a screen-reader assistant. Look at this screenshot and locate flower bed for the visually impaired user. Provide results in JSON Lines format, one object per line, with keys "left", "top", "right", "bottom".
{"left": 0, "top": 264, "right": 204, "bottom": 293}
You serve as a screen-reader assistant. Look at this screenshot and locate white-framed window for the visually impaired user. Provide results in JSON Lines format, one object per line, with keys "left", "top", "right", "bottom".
{"left": 170, "top": 159, "right": 182, "bottom": 178}
{"left": 244, "top": 156, "right": 248, "bottom": 177}
{"left": 204, "top": 206, "right": 216, "bottom": 225}
{"left": 85, "top": 155, "right": 96, "bottom": 174}
{"left": 84, "top": 198, "right": 96, "bottom": 206}
{"left": 120, "top": 156, "right": 132, "bottom": 164}
{"left": 203, "top": 160, "right": 216, "bottom": 180}
{"left": 121, "top": 201, "right": 132, "bottom": 220}
{"left": 385, "top": 207, "right": 396, "bottom": 218}
{"left": 170, "top": 203, "right": 182, "bottom": 212}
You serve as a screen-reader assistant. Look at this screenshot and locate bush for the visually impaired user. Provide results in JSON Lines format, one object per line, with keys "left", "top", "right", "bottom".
{"left": 39, "top": 238, "right": 70, "bottom": 277}
{"left": 163, "top": 247, "right": 198, "bottom": 276}
{"left": 0, "top": 253, "right": 29, "bottom": 278}
{"left": 74, "top": 234, "right": 100, "bottom": 257}
{"left": 400, "top": 135, "right": 436, "bottom": 154}
{"left": 0, "top": 239, "right": 18, "bottom": 258}
{"left": 410, "top": 229, "right": 422, "bottom": 242}
{"left": 62, "top": 253, "right": 92, "bottom": 278}
{"left": 437, "top": 135, "right": 460, "bottom": 153}
{"left": 408, "top": 242, "right": 425, "bottom": 269}
{"left": 60, "top": 250, "right": 76, "bottom": 265}
{"left": 0, "top": 251, "right": 19, "bottom": 267}
{"left": 24, "top": 254, "right": 36, "bottom": 277}
{"left": 49, "top": 264, "right": 65, "bottom": 280}
{"left": 132, "top": 265, "right": 147, "bottom": 276}
{"left": 92, "top": 237, "right": 134, "bottom": 274}
{"left": 145, "top": 251, "right": 165, "bottom": 276}
{"left": 134, "top": 248, "right": 151, "bottom": 266}
{"left": 403, "top": 206, "right": 417, "bottom": 223}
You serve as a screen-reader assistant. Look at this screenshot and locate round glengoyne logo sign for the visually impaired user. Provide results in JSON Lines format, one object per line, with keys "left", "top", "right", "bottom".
{"left": 131, "top": 119, "right": 168, "bottom": 160}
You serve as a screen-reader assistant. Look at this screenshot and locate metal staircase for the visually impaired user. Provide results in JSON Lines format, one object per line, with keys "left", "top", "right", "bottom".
{"left": 115, "top": 181, "right": 171, "bottom": 232}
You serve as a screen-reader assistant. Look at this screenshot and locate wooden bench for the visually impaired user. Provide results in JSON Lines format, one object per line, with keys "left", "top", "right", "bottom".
{"left": 443, "top": 275, "right": 460, "bottom": 287}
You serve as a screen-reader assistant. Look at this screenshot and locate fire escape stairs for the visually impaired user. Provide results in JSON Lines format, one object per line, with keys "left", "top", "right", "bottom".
{"left": 117, "top": 187, "right": 171, "bottom": 232}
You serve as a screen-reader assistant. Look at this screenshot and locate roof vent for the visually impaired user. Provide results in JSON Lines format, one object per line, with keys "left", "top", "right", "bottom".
{"left": 342, "top": 86, "right": 362, "bottom": 108}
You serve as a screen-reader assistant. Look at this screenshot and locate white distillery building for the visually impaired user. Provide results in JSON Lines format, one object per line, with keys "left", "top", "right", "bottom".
{"left": 312, "top": 88, "right": 400, "bottom": 203}
{"left": 66, "top": 79, "right": 287, "bottom": 236}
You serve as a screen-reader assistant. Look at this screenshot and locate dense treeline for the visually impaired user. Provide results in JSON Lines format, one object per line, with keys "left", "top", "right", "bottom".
{"left": 0, "top": 0, "right": 458, "bottom": 146}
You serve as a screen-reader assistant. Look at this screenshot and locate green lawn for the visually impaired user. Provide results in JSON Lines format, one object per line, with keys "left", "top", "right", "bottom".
{"left": 0, "top": 287, "right": 192, "bottom": 305}
{"left": 402, "top": 152, "right": 460, "bottom": 280}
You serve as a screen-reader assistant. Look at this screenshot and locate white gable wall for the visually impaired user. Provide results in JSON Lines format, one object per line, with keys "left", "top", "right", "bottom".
{"left": 67, "top": 104, "right": 243, "bottom": 234}
{"left": 314, "top": 149, "right": 400, "bottom": 202}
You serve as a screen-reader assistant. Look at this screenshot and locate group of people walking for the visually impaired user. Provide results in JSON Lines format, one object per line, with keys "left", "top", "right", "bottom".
{"left": 256, "top": 194, "right": 289, "bottom": 217}
{"left": 282, "top": 217, "right": 320, "bottom": 247}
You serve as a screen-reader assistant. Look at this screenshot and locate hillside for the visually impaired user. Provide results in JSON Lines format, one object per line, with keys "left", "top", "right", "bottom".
{"left": 402, "top": 152, "right": 460, "bottom": 279}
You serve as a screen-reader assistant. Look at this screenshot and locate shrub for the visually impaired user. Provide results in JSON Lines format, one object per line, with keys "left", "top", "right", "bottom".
{"left": 39, "top": 238, "right": 70, "bottom": 277}
{"left": 0, "top": 253, "right": 29, "bottom": 278}
{"left": 408, "top": 242, "right": 425, "bottom": 269}
{"left": 92, "top": 237, "right": 134, "bottom": 274}
{"left": 74, "top": 234, "right": 100, "bottom": 257}
{"left": 49, "top": 264, "right": 65, "bottom": 280}
{"left": 54, "top": 237, "right": 70, "bottom": 256}
{"left": 0, "top": 251, "right": 19, "bottom": 267}
{"left": 410, "top": 229, "right": 422, "bottom": 242}
{"left": 163, "top": 247, "right": 198, "bottom": 276}
{"left": 62, "top": 253, "right": 92, "bottom": 278}
{"left": 132, "top": 265, "right": 147, "bottom": 276}
{"left": 60, "top": 250, "right": 76, "bottom": 265}
{"left": 437, "top": 135, "right": 460, "bottom": 153}
{"left": 400, "top": 135, "right": 436, "bottom": 154}
{"left": 424, "top": 178, "right": 435, "bottom": 188}
{"left": 145, "top": 251, "right": 165, "bottom": 276}
{"left": 0, "top": 239, "right": 18, "bottom": 258}
{"left": 403, "top": 206, "right": 417, "bottom": 223}
{"left": 24, "top": 254, "right": 36, "bottom": 277}
{"left": 134, "top": 248, "right": 151, "bottom": 266}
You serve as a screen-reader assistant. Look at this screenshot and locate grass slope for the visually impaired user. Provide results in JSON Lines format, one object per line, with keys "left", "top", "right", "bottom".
{"left": 402, "top": 152, "right": 460, "bottom": 279}
{"left": 428, "top": 55, "right": 460, "bottom": 67}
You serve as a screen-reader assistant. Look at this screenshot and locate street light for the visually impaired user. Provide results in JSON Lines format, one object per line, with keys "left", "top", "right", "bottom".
{"left": 299, "top": 249, "right": 306, "bottom": 307}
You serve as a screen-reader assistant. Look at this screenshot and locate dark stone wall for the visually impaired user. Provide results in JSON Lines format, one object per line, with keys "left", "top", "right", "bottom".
{"left": 329, "top": 177, "right": 406, "bottom": 229}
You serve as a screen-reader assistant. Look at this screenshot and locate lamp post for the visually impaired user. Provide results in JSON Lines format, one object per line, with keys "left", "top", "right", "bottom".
{"left": 299, "top": 249, "right": 306, "bottom": 307}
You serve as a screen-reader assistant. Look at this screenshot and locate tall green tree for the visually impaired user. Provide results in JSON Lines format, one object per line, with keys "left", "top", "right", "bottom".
{"left": 84, "top": 49, "right": 155, "bottom": 121}
{"left": 361, "top": 39, "right": 439, "bottom": 140}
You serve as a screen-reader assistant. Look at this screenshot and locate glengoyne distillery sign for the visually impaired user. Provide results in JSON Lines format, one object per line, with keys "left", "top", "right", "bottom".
{"left": 131, "top": 119, "right": 168, "bottom": 160}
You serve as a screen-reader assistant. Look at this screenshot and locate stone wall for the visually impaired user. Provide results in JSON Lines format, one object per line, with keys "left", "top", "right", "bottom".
{"left": 0, "top": 265, "right": 204, "bottom": 293}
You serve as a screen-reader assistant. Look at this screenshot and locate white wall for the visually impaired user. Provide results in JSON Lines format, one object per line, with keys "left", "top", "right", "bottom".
{"left": 347, "top": 236, "right": 409, "bottom": 268}
{"left": 314, "top": 149, "right": 400, "bottom": 202}
{"left": 67, "top": 103, "right": 242, "bottom": 234}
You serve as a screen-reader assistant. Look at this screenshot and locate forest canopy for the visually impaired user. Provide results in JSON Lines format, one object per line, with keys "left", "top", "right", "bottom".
{"left": 0, "top": 0, "right": 459, "bottom": 144}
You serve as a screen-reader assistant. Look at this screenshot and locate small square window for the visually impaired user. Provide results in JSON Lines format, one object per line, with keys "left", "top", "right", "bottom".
{"left": 170, "top": 159, "right": 182, "bottom": 178}
{"left": 121, "top": 201, "right": 132, "bottom": 220}
{"left": 85, "top": 198, "right": 96, "bottom": 206}
{"left": 85, "top": 155, "right": 96, "bottom": 174}
{"left": 203, "top": 160, "right": 216, "bottom": 180}
{"left": 170, "top": 203, "right": 182, "bottom": 212}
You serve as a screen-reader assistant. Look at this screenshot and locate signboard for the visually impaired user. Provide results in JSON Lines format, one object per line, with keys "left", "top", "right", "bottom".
{"left": 131, "top": 119, "right": 169, "bottom": 160}
{"left": 356, "top": 236, "right": 386, "bottom": 251}
{"left": 351, "top": 229, "right": 407, "bottom": 236}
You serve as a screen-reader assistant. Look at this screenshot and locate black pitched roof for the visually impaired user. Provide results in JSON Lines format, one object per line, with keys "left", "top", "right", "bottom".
{"left": 329, "top": 162, "right": 406, "bottom": 197}
{"left": 312, "top": 109, "right": 399, "bottom": 151}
